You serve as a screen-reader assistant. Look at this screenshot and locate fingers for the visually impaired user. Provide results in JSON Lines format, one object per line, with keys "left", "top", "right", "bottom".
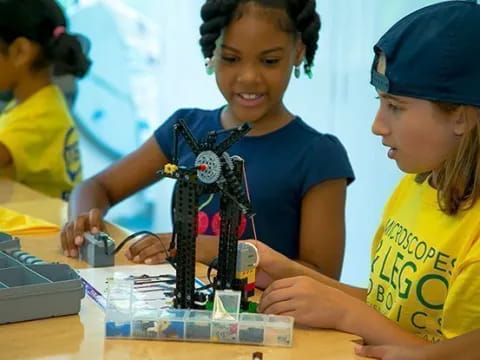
{"left": 60, "top": 222, "right": 76, "bottom": 256}
{"left": 354, "top": 344, "right": 387, "bottom": 359}
{"left": 135, "top": 243, "right": 167, "bottom": 264}
{"left": 73, "top": 216, "right": 87, "bottom": 247}
{"left": 242, "top": 239, "right": 273, "bottom": 261}
{"left": 128, "top": 236, "right": 167, "bottom": 264}
{"left": 260, "top": 296, "right": 296, "bottom": 315}
{"left": 88, "top": 208, "right": 103, "bottom": 233}
{"left": 261, "top": 277, "right": 299, "bottom": 300}
{"left": 60, "top": 224, "right": 70, "bottom": 256}
{"left": 128, "top": 237, "right": 154, "bottom": 258}
{"left": 125, "top": 247, "right": 133, "bottom": 260}
{"left": 258, "top": 281, "right": 296, "bottom": 313}
{"left": 143, "top": 252, "right": 168, "bottom": 265}
{"left": 243, "top": 239, "right": 268, "bottom": 258}
{"left": 61, "top": 208, "right": 105, "bottom": 258}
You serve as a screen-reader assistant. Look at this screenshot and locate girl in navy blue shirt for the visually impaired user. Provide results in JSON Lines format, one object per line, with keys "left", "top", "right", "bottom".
{"left": 61, "top": 0, "right": 354, "bottom": 279}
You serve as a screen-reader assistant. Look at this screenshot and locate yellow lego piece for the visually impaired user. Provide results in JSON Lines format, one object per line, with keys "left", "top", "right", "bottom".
{"left": 164, "top": 163, "right": 178, "bottom": 175}
{"left": 236, "top": 268, "right": 255, "bottom": 282}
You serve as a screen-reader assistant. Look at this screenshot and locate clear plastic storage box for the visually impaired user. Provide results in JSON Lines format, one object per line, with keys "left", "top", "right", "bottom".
{"left": 105, "top": 281, "right": 293, "bottom": 347}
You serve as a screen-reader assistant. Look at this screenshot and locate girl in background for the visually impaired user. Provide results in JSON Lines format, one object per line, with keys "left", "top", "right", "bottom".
{"left": 0, "top": 0, "right": 90, "bottom": 200}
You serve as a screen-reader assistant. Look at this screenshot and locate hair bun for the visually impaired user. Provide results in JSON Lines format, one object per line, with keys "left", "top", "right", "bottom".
{"left": 51, "top": 33, "right": 92, "bottom": 78}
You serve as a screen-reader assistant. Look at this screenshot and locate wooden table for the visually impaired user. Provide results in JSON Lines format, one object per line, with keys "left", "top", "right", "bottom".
{"left": 0, "top": 178, "right": 363, "bottom": 360}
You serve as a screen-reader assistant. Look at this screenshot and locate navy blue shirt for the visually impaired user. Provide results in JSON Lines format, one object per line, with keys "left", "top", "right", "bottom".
{"left": 154, "top": 108, "right": 354, "bottom": 259}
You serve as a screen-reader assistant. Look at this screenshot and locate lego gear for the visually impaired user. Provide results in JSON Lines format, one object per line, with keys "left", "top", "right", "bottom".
{"left": 195, "top": 150, "right": 222, "bottom": 184}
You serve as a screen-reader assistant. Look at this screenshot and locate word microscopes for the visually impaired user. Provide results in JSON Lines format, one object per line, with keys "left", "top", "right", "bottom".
{"left": 159, "top": 118, "right": 257, "bottom": 312}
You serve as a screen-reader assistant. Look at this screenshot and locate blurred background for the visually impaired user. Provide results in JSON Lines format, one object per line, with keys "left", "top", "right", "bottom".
{"left": 56, "top": 0, "right": 443, "bottom": 286}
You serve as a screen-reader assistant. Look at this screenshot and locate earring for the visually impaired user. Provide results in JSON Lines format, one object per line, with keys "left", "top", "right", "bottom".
{"left": 205, "top": 57, "right": 215, "bottom": 75}
{"left": 304, "top": 63, "right": 313, "bottom": 79}
{"left": 294, "top": 66, "right": 301, "bottom": 79}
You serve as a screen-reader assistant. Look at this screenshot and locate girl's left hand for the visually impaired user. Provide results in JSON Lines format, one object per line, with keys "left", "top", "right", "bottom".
{"left": 258, "top": 275, "right": 350, "bottom": 329}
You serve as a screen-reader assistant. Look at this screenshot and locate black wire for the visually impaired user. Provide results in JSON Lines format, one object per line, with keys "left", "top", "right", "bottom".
{"left": 114, "top": 231, "right": 220, "bottom": 292}
{"left": 113, "top": 230, "right": 175, "bottom": 268}
{"left": 196, "top": 256, "right": 217, "bottom": 292}
{"left": 196, "top": 283, "right": 214, "bottom": 291}
{"left": 169, "top": 221, "right": 177, "bottom": 252}
{"left": 207, "top": 256, "right": 218, "bottom": 286}
{"left": 102, "top": 235, "right": 109, "bottom": 255}
{"left": 193, "top": 257, "right": 218, "bottom": 292}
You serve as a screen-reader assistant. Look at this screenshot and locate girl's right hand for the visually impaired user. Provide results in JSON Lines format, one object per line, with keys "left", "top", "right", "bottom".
{"left": 60, "top": 208, "right": 105, "bottom": 257}
{"left": 243, "top": 240, "right": 297, "bottom": 289}
{"left": 258, "top": 276, "right": 349, "bottom": 329}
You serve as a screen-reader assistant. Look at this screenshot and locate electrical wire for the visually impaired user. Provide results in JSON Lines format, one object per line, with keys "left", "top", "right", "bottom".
{"left": 242, "top": 162, "right": 258, "bottom": 240}
{"left": 195, "top": 257, "right": 217, "bottom": 292}
{"left": 196, "top": 283, "right": 214, "bottom": 291}
{"left": 194, "top": 298, "right": 209, "bottom": 306}
{"left": 207, "top": 256, "right": 218, "bottom": 286}
{"left": 199, "top": 193, "right": 214, "bottom": 211}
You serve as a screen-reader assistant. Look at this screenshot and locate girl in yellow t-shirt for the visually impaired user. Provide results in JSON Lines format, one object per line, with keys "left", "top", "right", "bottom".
{"left": 0, "top": 0, "right": 90, "bottom": 200}
{"left": 248, "top": 0, "right": 480, "bottom": 352}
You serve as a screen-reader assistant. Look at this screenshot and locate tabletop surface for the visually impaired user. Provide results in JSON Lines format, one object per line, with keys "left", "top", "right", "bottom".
{"left": 0, "top": 178, "right": 363, "bottom": 360}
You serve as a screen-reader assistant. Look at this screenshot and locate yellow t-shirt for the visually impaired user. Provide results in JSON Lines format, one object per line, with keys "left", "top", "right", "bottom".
{"left": 367, "top": 174, "right": 480, "bottom": 343}
{"left": 0, "top": 85, "right": 82, "bottom": 199}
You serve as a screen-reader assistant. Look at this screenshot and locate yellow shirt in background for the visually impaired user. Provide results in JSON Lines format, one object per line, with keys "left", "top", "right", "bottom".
{"left": 367, "top": 175, "right": 480, "bottom": 343}
{"left": 0, "top": 85, "right": 82, "bottom": 199}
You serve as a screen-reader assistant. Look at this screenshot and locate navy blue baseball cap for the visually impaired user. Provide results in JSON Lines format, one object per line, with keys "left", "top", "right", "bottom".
{"left": 370, "top": 0, "right": 480, "bottom": 107}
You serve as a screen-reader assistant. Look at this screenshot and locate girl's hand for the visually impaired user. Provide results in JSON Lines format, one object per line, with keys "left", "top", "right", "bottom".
{"left": 354, "top": 344, "right": 428, "bottom": 360}
{"left": 125, "top": 233, "right": 172, "bottom": 264}
{"left": 243, "top": 239, "right": 297, "bottom": 289}
{"left": 258, "top": 275, "right": 350, "bottom": 329}
{"left": 61, "top": 208, "right": 105, "bottom": 257}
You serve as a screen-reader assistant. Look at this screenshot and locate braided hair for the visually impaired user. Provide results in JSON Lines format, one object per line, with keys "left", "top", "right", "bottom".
{"left": 199, "top": 0, "right": 321, "bottom": 77}
{"left": 0, "top": 0, "right": 91, "bottom": 78}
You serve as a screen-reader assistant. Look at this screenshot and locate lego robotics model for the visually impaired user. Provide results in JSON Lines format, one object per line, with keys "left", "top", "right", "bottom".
{"left": 158, "top": 118, "right": 256, "bottom": 311}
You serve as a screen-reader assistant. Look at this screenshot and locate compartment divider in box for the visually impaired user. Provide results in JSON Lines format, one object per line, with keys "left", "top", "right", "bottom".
{"left": 26, "top": 264, "right": 80, "bottom": 283}
{"left": 0, "top": 251, "right": 23, "bottom": 269}
{"left": 0, "top": 236, "right": 84, "bottom": 324}
{"left": 0, "top": 265, "right": 84, "bottom": 324}
{"left": 0, "top": 267, "right": 51, "bottom": 288}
